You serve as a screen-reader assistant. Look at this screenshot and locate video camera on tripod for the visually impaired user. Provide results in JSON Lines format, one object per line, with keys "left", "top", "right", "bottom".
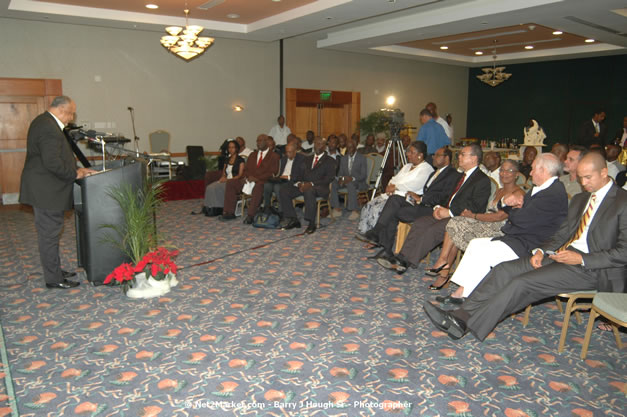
{"left": 371, "top": 108, "right": 407, "bottom": 199}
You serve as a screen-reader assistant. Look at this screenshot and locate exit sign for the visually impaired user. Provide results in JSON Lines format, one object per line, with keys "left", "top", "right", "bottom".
{"left": 320, "top": 91, "right": 332, "bottom": 101}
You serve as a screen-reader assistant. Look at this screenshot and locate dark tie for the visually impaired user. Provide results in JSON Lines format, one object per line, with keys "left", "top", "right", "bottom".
{"left": 446, "top": 173, "right": 466, "bottom": 208}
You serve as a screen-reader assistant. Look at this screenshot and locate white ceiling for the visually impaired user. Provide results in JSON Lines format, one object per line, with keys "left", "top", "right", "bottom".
{"left": 2, "top": 0, "right": 626, "bottom": 66}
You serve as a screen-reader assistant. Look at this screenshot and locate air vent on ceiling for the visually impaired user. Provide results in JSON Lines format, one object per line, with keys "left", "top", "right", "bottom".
{"left": 564, "top": 16, "right": 621, "bottom": 34}
{"left": 197, "top": 0, "right": 226, "bottom": 10}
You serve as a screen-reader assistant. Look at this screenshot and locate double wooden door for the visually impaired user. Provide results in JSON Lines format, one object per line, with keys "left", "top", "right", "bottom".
{"left": 0, "top": 78, "right": 62, "bottom": 204}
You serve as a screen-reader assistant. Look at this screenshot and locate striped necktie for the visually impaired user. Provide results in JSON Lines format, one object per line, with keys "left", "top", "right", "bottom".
{"left": 446, "top": 173, "right": 466, "bottom": 208}
{"left": 559, "top": 194, "right": 597, "bottom": 251}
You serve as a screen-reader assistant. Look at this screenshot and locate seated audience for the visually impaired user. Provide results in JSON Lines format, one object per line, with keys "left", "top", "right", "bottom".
{"left": 236, "top": 136, "right": 253, "bottom": 158}
{"left": 416, "top": 108, "right": 450, "bottom": 158}
{"left": 440, "top": 153, "right": 568, "bottom": 302}
{"left": 605, "top": 144, "right": 625, "bottom": 180}
{"left": 338, "top": 133, "right": 348, "bottom": 155}
{"left": 519, "top": 146, "right": 537, "bottom": 179}
{"left": 301, "top": 130, "right": 315, "bottom": 153}
{"left": 279, "top": 136, "right": 336, "bottom": 234}
{"left": 482, "top": 151, "right": 502, "bottom": 187}
{"left": 423, "top": 153, "right": 626, "bottom": 341}
{"left": 358, "top": 134, "right": 376, "bottom": 154}
{"left": 378, "top": 144, "right": 491, "bottom": 273}
{"left": 326, "top": 135, "right": 342, "bottom": 174}
{"left": 263, "top": 142, "right": 305, "bottom": 213}
{"left": 221, "top": 134, "right": 280, "bottom": 224}
{"left": 426, "top": 159, "right": 525, "bottom": 290}
{"left": 357, "top": 141, "right": 436, "bottom": 235}
{"left": 559, "top": 145, "right": 587, "bottom": 198}
{"left": 401, "top": 134, "right": 412, "bottom": 151}
{"left": 205, "top": 138, "right": 234, "bottom": 186}
{"left": 551, "top": 143, "right": 569, "bottom": 164}
{"left": 203, "top": 140, "right": 245, "bottom": 217}
{"left": 375, "top": 135, "right": 386, "bottom": 154}
{"left": 330, "top": 137, "right": 368, "bottom": 220}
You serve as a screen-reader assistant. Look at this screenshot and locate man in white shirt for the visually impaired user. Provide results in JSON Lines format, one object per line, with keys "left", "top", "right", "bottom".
{"left": 426, "top": 102, "right": 452, "bottom": 140}
{"left": 605, "top": 144, "right": 625, "bottom": 180}
{"left": 268, "top": 115, "right": 291, "bottom": 146}
{"left": 559, "top": 146, "right": 586, "bottom": 197}
{"left": 482, "top": 151, "right": 502, "bottom": 187}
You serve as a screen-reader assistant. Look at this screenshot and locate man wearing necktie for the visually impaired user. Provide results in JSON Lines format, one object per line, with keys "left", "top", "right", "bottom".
{"left": 279, "top": 136, "right": 336, "bottom": 234}
{"left": 423, "top": 153, "right": 627, "bottom": 341}
{"left": 578, "top": 109, "right": 607, "bottom": 148}
{"left": 329, "top": 138, "right": 368, "bottom": 220}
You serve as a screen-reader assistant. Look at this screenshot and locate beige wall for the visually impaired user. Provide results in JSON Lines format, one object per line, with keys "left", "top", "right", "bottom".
{"left": 284, "top": 37, "right": 468, "bottom": 142}
{"left": 0, "top": 18, "right": 468, "bottom": 154}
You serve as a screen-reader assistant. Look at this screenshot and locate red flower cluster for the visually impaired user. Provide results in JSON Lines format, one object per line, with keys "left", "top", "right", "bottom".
{"left": 104, "top": 247, "right": 179, "bottom": 285}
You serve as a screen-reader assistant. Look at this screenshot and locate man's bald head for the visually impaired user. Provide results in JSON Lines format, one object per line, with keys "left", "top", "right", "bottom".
{"left": 577, "top": 153, "right": 610, "bottom": 193}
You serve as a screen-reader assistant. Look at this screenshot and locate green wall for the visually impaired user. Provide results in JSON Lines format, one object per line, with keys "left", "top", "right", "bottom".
{"left": 466, "top": 54, "right": 627, "bottom": 147}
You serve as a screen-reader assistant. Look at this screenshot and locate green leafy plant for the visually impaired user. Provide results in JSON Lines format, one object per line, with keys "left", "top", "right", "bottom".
{"left": 357, "top": 111, "right": 390, "bottom": 137}
{"left": 202, "top": 155, "right": 219, "bottom": 171}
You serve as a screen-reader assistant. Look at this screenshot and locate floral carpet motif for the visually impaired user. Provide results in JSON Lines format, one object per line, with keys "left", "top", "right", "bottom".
{"left": 0, "top": 200, "right": 625, "bottom": 417}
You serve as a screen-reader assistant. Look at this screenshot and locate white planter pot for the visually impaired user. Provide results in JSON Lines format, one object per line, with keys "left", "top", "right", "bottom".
{"left": 126, "top": 272, "right": 172, "bottom": 299}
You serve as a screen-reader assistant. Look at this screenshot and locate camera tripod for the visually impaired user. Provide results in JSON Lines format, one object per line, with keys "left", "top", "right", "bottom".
{"left": 371, "top": 137, "right": 407, "bottom": 200}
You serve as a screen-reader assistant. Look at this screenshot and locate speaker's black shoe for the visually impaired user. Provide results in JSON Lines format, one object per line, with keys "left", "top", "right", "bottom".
{"left": 243, "top": 216, "right": 254, "bottom": 224}
{"left": 282, "top": 218, "right": 301, "bottom": 230}
{"left": 434, "top": 295, "right": 464, "bottom": 305}
{"left": 305, "top": 223, "right": 316, "bottom": 234}
{"left": 355, "top": 230, "right": 379, "bottom": 246}
{"left": 61, "top": 269, "right": 77, "bottom": 278}
{"left": 367, "top": 248, "right": 387, "bottom": 260}
{"left": 423, "top": 302, "right": 468, "bottom": 340}
{"left": 46, "top": 279, "right": 80, "bottom": 289}
{"left": 220, "top": 213, "right": 236, "bottom": 221}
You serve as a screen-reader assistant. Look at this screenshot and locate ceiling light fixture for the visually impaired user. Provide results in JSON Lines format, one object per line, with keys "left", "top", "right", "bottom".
{"left": 233, "top": 105, "right": 244, "bottom": 112}
{"left": 525, "top": 45, "right": 534, "bottom": 49}
{"left": 145, "top": 4, "right": 159, "bottom": 9}
{"left": 475, "top": 51, "right": 483, "bottom": 55}
{"left": 552, "top": 30, "right": 563, "bottom": 35}
{"left": 226, "top": 13, "right": 240, "bottom": 19}
{"left": 476, "top": 40, "right": 512, "bottom": 87}
{"left": 440, "top": 46, "right": 448, "bottom": 50}
{"left": 585, "top": 38, "right": 595, "bottom": 43}
{"left": 160, "top": 2, "right": 214, "bottom": 61}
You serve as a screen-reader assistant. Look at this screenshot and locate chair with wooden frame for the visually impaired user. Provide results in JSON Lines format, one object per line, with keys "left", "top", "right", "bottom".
{"left": 580, "top": 292, "right": 625, "bottom": 360}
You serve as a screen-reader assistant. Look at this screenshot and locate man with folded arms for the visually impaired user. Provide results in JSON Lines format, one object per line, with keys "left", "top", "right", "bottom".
{"left": 221, "top": 134, "right": 280, "bottom": 224}
{"left": 423, "top": 153, "right": 626, "bottom": 340}
{"left": 379, "top": 144, "right": 491, "bottom": 273}
{"left": 279, "top": 136, "right": 336, "bottom": 234}
{"left": 436, "top": 153, "right": 568, "bottom": 305}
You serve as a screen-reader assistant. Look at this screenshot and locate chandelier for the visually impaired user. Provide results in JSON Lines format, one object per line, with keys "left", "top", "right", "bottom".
{"left": 160, "top": 7, "right": 214, "bottom": 61}
{"left": 476, "top": 40, "right": 511, "bottom": 87}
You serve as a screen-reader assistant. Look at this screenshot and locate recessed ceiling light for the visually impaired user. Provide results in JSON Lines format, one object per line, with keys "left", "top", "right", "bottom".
{"left": 552, "top": 30, "right": 563, "bottom": 35}
{"left": 440, "top": 46, "right": 448, "bottom": 50}
{"left": 325, "top": 16, "right": 333, "bottom": 20}
{"left": 227, "top": 13, "right": 239, "bottom": 19}
{"left": 145, "top": 4, "right": 158, "bottom": 9}
{"left": 272, "top": 0, "right": 281, "bottom": 2}
{"left": 585, "top": 38, "right": 595, "bottom": 43}
{"left": 525, "top": 45, "right": 534, "bottom": 49}
{"left": 475, "top": 51, "right": 483, "bottom": 55}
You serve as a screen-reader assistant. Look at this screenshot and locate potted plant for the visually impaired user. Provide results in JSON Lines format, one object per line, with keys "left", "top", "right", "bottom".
{"left": 357, "top": 110, "right": 391, "bottom": 138}
{"left": 101, "top": 180, "right": 179, "bottom": 298}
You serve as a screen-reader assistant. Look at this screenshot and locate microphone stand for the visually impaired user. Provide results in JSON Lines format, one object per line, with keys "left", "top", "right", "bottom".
{"left": 128, "top": 107, "right": 140, "bottom": 157}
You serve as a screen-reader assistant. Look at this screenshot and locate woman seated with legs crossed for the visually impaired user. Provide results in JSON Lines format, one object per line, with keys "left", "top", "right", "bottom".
{"left": 428, "top": 159, "right": 525, "bottom": 290}
{"left": 203, "top": 140, "right": 246, "bottom": 217}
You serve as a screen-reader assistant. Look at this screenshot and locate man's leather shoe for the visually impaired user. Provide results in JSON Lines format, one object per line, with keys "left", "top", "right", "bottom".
{"left": 377, "top": 255, "right": 398, "bottom": 270}
{"left": 282, "top": 218, "right": 301, "bottom": 230}
{"left": 423, "top": 302, "right": 467, "bottom": 340}
{"left": 220, "top": 213, "right": 236, "bottom": 221}
{"left": 305, "top": 224, "right": 316, "bottom": 234}
{"left": 243, "top": 216, "right": 254, "bottom": 224}
{"left": 62, "top": 270, "right": 77, "bottom": 278}
{"left": 46, "top": 279, "right": 80, "bottom": 289}
{"left": 435, "top": 295, "right": 464, "bottom": 305}
{"left": 355, "top": 230, "right": 379, "bottom": 246}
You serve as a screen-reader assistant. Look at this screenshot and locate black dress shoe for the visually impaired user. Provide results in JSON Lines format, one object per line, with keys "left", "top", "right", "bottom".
{"left": 305, "top": 224, "right": 316, "bottom": 234}
{"left": 282, "top": 218, "right": 301, "bottom": 230}
{"left": 61, "top": 269, "right": 77, "bottom": 278}
{"left": 435, "top": 295, "right": 464, "bottom": 305}
{"left": 220, "top": 213, "right": 236, "bottom": 221}
{"left": 423, "top": 302, "right": 467, "bottom": 340}
{"left": 243, "top": 216, "right": 254, "bottom": 224}
{"left": 46, "top": 279, "right": 80, "bottom": 289}
{"left": 377, "top": 254, "right": 398, "bottom": 270}
{"left": 367, "top": 248, "right": 386, "bottom": 260}
{"left": 355, "top": 231, "right": 379, "bottom": 246}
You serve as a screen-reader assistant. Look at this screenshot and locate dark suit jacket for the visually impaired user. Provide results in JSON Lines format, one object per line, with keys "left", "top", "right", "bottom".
{"left": 302, "top": 153, "right": 336, "bottom": 197}
{"left": 420, "top": 165, "right": 462, "bottom": 208}
{"left": 337, "top": 152, "right": 368, "bottom": 190}
{"left": 277, "top": 153, "right": 306, "bottom": 183}
{"left": 579, "top": 119, "right": 608, "bottom": 147}
{"left": 19, "top": 112, "right": 77, "bottom": 211}
{"left": 541, "top": 183, "right": 627, "bottom": 292}
{"left": 494, "top": 179, "right": 568, "bottom": 257}
{"left": 245, "top": 149, "right": 280, "bottom": 185}
{"left": 448, "top": 167, "right": 491, "bottom": 216}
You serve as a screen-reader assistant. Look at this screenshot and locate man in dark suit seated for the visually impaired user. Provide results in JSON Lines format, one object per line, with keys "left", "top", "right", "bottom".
{"left": 379, "top": 144, "right": 491, "bottom": 273}
{"left": 358, "top": 146, "right": 459, "bottom": 258}
{"left": 221, "top": 134, "right": 280, "bottom": 224}
{"left": 579, "top": 109, "right": 608, "bottom": 148}
{"left": 439, "top": 153, "right": 568, "bottom": 303}
{"left": 330, "top": 137, "right": 368, "bottom": 220}
{"left": 279, "top": 136, "right": 336, "bottom": 234}
{"left": 19, "top": 95, "right": 97, "bottom": 289}
{"left": 263, "top": 142, "right": 305, "bottom": 213}
{"left": 424, "top": 153, "right": 627, "bottom": 341}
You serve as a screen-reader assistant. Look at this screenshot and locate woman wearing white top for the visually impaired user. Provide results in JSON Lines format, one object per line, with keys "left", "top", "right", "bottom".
{"left": 358, "top": 141, "right": 433, "bottom": 233}
{"left": 203, "top": 140, "right": 245, "bottom": 217}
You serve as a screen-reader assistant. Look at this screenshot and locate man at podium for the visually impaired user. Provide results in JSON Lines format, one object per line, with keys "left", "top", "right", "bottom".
{"left": 19, "top": 95, "right": 97, "bottom": 289}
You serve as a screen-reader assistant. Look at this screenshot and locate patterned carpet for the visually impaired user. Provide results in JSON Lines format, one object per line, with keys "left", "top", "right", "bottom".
{"left": 0, "top": 200, "right": 625, "bottom": 417}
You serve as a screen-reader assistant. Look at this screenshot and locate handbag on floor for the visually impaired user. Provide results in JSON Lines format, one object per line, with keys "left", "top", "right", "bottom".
{"left": 252, "top": 211, "right": 280, "bottom": 229}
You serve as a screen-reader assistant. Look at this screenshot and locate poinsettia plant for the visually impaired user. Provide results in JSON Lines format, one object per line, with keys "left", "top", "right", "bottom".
{"left": 104, "top": 247, "right": 179, "bottom": 293}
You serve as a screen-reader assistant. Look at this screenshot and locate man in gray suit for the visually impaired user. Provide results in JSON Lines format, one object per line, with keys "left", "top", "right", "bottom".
{"left": 330, "top": 137, "right": 368, "bottom": 220}
{"left": 424, "top": 153, "right": 627, "bottom": 341}
{"left": 20, "top": 96, "right": 96, "bottom": 289}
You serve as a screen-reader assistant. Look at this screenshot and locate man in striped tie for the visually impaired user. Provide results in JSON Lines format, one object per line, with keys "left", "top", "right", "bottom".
{"left": 424, "top": 152, "right": 627, "bottom": 341}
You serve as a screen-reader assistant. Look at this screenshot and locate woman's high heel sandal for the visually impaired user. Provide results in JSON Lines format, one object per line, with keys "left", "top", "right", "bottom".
{"left": 428, "top": 273, "right": 451, "bottom": 291}
{"left": 424, "top": 264, "right": 449, "bottom": 277}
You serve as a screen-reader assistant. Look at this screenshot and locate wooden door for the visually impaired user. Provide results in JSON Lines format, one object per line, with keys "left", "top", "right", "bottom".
{"left": 0, "top": 78, "right": 62, "bottom": 204}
